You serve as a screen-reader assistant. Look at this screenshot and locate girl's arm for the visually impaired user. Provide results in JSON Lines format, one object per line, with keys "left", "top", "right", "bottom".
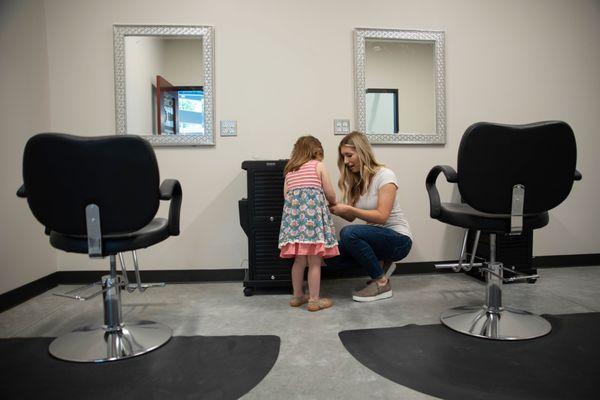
{"left": 330, "top": 183, "right": 396, "bottom": 224}
{"left": 317, "top": 162, "right": 336, "bottom": 205}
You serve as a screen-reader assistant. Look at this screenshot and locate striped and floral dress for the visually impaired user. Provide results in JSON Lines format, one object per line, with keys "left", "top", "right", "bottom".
{"left": 278, "top": 160, "right": 339, "bottom": 259}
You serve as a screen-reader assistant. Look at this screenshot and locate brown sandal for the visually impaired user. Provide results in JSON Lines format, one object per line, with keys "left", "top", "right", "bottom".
{"left": 307, "top": 298, "right": 333, "bottom": 312}
{"left": 290, "top": 295, "right": 309, "bottom": 307}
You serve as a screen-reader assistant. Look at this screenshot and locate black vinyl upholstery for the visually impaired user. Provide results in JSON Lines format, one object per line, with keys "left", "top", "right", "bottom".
{"left": 458, "top": 121, "right": 577, "bottom": 214}
{"left": 427, "top": 121, "right": 580, "bottom": 234}
{"left": 18, "top": 133, "right": 182, "bottom": 256}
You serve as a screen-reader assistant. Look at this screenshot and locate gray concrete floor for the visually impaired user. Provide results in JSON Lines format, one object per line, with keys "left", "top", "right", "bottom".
{"left": 1, "top": 266, "right": 599, "bottom": 399}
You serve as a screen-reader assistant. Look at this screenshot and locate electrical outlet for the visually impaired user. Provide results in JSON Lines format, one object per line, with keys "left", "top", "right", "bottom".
{"left": 220, "top": 120, "right": 237, "bottom": 137}
{"left": 334, "top": 119, "right": 350, "bottom": 135}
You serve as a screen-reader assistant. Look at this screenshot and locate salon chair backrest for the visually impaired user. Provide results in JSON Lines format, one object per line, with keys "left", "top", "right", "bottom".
{"left": 22, "top": 133, "right": 160, "bottom": 235}
{"left": 457, "top": 121, "right": 577, "bottom": 215}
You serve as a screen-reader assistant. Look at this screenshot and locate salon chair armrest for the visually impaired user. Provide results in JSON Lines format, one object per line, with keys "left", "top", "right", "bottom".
{"left": 16, "top": 184, "right": 27, "bottom": 198}
{"left": 426, "top": 165, "right": 458, "bottom": 218}
{"left": 17, "top": 185, "right": 51, "bottom": 234}
{"left": 160, "top": 179, "right": 182, "bottom": 236}
{"left": 574, "top": 169, "right": 582, "bottom": 181}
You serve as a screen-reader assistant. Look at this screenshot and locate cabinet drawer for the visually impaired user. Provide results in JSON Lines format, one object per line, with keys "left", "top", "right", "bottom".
{"left": 253, "top": 215, "right": 282, "bottom": 226}
{"left": 254, "top": 269, "right": 291, "bottom": 281}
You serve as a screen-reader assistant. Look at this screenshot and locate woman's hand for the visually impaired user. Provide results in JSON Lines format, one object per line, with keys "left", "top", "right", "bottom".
{"left": 330, "top": 203, "right": 355, "bottom": 221}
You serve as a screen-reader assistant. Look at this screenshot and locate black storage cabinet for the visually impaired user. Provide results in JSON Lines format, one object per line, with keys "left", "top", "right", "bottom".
{"left": 239, "top": 160, "right": 292, "bottom": 296}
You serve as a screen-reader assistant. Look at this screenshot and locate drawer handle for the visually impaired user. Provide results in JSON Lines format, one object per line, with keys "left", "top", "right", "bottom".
{"left": 270, "top": 275, "right": 275, "bottom": 280}
{"left": 269, "top": 216, "right": 275, "bottom": 222}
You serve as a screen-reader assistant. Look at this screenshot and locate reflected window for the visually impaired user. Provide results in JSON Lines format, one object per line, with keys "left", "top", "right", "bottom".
{"left": 366, "top": 88, "right": 398, "bottom": 134}
{"left": 178, "top": 89, "right": 204, "bottom": 134}
{"left": 152, "top": 75, "right": 204, "bottom": 135}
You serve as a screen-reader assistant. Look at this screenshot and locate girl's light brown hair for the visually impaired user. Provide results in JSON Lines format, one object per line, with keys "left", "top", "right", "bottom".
{"left": 284, "top": 135, "right": 324, "bottom": 175}
{"left": 337, "top": 131, "right": 383, "bottom": 205}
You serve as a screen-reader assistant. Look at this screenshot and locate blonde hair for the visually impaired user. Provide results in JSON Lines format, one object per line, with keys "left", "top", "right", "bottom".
{"left": 284, "top": 135, "right": 324, "bottom": 176}
{"left": 337, "top": 131, "right": 383, "bottom": 206}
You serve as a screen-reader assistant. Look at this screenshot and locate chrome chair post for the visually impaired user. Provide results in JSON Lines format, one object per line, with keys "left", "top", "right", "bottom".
{"left": 102, "top": 255, "right": 123, "bottom": 330}
{"left": 485, "top": 234, "right": 502, "bottom": 313}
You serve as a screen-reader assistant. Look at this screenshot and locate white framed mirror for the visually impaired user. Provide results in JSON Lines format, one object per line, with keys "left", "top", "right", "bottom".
{"left": 113, "top": 24, "right": 214, "bottom": 146}
{"left": 354, "top": 28, "right": 445, "bottom": 144}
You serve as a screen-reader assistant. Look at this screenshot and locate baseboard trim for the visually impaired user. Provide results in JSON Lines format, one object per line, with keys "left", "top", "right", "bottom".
{"left": 2, "top": 253, "right": 598, "bottom": 312}
{"left": 0, "top": 274, "right": 58, "bottom": 313}
{"left": 533, "top": 253, "right": 600, "bottom": 268}
{"left": 53, "top": 269, "right": 245, "bottom": 285}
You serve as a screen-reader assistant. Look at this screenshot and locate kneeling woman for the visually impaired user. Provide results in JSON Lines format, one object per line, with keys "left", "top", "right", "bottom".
{"left": 329, "top": 132, "right": 412, "bottom": 302}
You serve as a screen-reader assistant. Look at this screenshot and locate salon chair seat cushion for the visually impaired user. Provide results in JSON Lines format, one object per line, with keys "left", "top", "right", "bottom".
{"left": 50, "top": 218, "right": 170, "bottom": 256}
{"left": 437, "top": 203, "right": 549, "bottom": 233}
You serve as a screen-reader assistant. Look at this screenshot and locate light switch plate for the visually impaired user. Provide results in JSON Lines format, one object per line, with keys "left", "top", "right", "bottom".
{"left": 220, "top": 120, "right": 237, "bottom": 136}
{"left": 334, "top": 119, "right": 351, "bottom": 135}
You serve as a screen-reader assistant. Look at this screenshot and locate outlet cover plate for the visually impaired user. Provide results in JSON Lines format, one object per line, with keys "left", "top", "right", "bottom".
{"left": 220, "top": 120, "right": 237, "bottom": 137}
{"left": 334, "top": 119, "right": 351, "bottom": 135}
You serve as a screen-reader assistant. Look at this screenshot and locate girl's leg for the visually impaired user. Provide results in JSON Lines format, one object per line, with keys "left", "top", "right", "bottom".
{"left": 306, "top": 255, "right": 332, "bottom": 311}
{"left": 307, "top": 255, "right": 322, "bottom": 300}
{"left": 291, "top": 255, "right": 307, "bottom": 297}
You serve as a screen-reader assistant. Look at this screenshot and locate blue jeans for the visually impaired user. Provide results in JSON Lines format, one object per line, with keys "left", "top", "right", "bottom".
{"left": 327, "top": 225, "right": 412, "bottom": 279}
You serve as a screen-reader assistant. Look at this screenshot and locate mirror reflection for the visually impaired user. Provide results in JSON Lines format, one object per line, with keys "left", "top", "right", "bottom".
{"left": 366, "top": 40, "right": 434, "bottom": 134}
{"left": 125, "top": 37, "right": 204, "bottom": 136}
{"left": 114, "top": 25, "right": 214, "bottom": 146}
{"left": 354, "top": 29, "right": 445, "bottom": 144}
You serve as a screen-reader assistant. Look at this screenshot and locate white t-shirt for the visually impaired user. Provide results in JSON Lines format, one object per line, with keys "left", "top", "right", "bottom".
{"left": 354, "top": 167, "right": 412, "bottom": 239}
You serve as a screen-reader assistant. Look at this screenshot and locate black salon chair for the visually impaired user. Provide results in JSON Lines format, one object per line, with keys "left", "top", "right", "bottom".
{"left": 426, "top": 121, "right": 581, "bottom": 340}
{"left": 17, "top": 133, "right": 182, "bottom": 361}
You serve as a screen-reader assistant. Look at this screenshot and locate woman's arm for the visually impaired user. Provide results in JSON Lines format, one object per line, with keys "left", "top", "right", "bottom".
{"left": 317, "top": 162, "right": 336, "bottom": 205}
{"left": 330, "top": 183, "right": 396, "bottom": 224}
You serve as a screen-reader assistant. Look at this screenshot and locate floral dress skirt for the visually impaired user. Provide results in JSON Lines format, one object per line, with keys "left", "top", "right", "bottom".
{"left": 278, "top": 187, "right": 339, "bottom": 259}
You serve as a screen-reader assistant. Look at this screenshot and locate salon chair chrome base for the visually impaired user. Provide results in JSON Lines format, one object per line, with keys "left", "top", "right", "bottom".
{"left": 49, "top": 320, "right": 172, "bottom": 363}
{"left": 441, "top": 305, "right": 551, "bottom": 340}
{"left": 440, "top": 233, "right": 551, "bottom": 340}
{"left": 50, "top": 254, "right": 172, "bottom": 362}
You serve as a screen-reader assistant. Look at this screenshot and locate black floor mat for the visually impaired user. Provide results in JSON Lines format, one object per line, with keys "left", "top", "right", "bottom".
{"left": 0, "top": 335, "right": 280, "bottom": 400}
{"left": 339, "top": 313, "right": 600, "bottom": 400}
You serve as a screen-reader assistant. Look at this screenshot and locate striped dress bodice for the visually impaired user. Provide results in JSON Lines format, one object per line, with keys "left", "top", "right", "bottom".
{"left": 285, "top": 160, "right": 321, "bottom": 191}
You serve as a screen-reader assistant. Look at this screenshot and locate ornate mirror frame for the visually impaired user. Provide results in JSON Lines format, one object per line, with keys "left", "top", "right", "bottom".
{"left": 113, "top": 24, "right": 214, "bottom": 146}
{"left": 354, "top": 28, "right": 446, "bottom": 144}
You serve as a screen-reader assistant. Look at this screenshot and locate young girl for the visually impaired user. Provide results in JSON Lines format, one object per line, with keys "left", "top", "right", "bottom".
{"left": 278, "top": 136, "right": 339, "bottom": 312}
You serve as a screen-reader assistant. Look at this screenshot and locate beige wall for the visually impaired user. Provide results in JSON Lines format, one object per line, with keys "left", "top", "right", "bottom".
{"left": 0, "top": 0, "right": 56, "bottom": 294}
{"left": 163, "top": 39, "right": 204, "bottom": 87}
{"left": 366, "top": 40, "right": 436, "bottom": 133}
{"left": 126, "top": 36, "right": 165, "bottom": 134}
{"left": 2, "top": 0, "right": 599, "bottom": 291}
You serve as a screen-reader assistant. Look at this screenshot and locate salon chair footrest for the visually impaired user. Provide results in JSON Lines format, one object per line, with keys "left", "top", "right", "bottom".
{"left": 49, "top": 320, "right": 172, "bottom": 362}
{"left": 125, "top": 282, "right": 166, "bottom": 292}
{"left": 435, "top": 262, "right": 483, "bottom": 271}
{"left": 440, "top": 305, "right": 551, "bottom": 340}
